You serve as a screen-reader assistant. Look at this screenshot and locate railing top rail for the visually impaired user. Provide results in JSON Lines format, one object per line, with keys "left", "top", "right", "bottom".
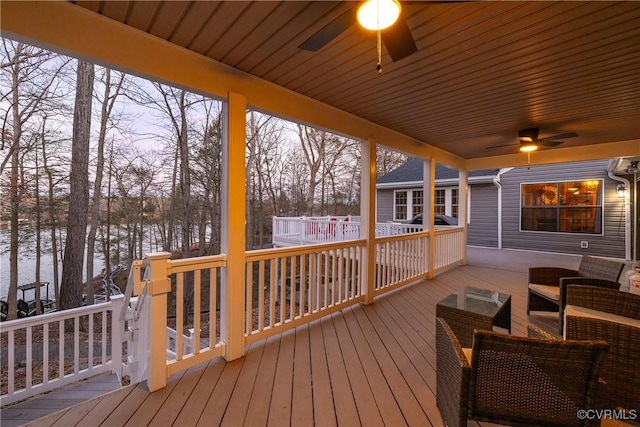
{"left": 433, "top": 226, "right": 464, "bottom": 235}
{"left": 247, "top": 239, "right": 366, "bottom": 261}
{"left": 374, "top": 231, "right": 430, "bottom": 244}
{"left": 166, "top": 253, "right": 227, "bottom": 274}
{"left": 0, "top": 298, "right": 117, "bottom": 332}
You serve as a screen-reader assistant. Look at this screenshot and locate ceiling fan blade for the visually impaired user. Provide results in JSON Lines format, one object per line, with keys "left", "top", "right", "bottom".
{"left": 539, "top": 140, "right": 564, "bottom": 147}
{"left": 539, "top": 132, "right": 579, "bottom": 142}
{"left": 485, "top": 143, "right": 518, "bottom": 150}
{"left": 381, "top": 12, "right": 417, "bottom": 62}
{"left": 298, "top": 8, "right": 356, "bottom": 52}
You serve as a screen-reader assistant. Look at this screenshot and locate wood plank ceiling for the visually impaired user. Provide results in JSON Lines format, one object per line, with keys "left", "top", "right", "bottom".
{"left": 72, "top": 1, "right": 640, "bottom": 160}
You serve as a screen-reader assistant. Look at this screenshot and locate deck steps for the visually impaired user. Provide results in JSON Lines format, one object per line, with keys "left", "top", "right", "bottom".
{"left": 0, "top": 373, "right": 121, "bottom": 427}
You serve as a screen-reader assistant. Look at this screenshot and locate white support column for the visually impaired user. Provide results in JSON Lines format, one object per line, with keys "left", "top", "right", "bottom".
{"left": 459, "top": 169, "right": 469, "bottom": 265}
{"left": 221, "top": 91, "right": 247, "bottom": 361}
{"left": 424, "top": 159, "right": 436, "bottom": 279}
{"left": 109, "top": 294, "right": 124, "bottom": 378}
{"left": 146, "top": 252, "right": 172, "bottom": 392}
{"left": 361, "top": 139, "right": 377, "bottom": 304}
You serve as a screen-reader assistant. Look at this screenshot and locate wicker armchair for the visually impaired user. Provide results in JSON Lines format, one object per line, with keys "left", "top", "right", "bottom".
{"left": 435, "top": 317, "right": 609, "bottom": 427}
{"left": 564, "top": 285, "right": 640, "bottom": 412}
{"left": 527, "top": 255, "right": 624, "bottom": 333}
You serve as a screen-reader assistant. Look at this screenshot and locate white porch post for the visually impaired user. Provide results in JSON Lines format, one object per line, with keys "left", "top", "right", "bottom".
{"left": 221, "top": 91, "right": 247, "bottom": 361}
{"left": 146, "top": 252, "right": 171, "bottom": 391}
{"left": 361, "top": 139, "right": 377, "bottom": 304}
{"left": 459, "top": 169, "right": 469, "bottom": 265}
{"left": 424, "top": 159, "right": 436, "bottom": 279}
{"left": 109, "top": 294, "right": 124, "bottom": 378}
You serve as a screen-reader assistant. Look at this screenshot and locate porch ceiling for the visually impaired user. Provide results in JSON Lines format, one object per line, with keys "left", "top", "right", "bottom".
{"left": 68, "top": 1, "right": 639, "bottom": 163}
{"left": 3, "top": 1, "right": 640, "bottom": 167}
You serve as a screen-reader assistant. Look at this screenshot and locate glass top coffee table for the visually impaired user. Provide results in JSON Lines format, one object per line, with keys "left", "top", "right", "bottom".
{"left": 436, "top": 286, "right": 511, "bottom": 347}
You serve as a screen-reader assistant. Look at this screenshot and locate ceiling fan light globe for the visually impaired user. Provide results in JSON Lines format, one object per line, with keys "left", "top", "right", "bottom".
{"left": 357, "top": 0, "right": 401, "bottom": 31}
{"left": 519, "top": 143, "right": 538, "bottom": 152}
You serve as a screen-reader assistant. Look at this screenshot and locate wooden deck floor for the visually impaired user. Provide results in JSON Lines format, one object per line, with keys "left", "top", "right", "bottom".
{"left": 22, "top": 264, "right": 560, "bottom": 427}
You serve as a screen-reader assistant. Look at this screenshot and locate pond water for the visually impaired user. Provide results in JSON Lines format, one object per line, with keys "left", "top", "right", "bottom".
{"left": 0, "top": 229, "right": 104, "bottom": 301}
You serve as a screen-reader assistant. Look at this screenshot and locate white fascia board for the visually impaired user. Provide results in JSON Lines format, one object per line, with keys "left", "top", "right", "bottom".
{"left": 376, "top": 175, "right": 496, "bottom": 189}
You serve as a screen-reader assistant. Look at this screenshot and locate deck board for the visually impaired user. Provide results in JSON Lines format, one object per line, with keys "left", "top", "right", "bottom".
{"left": 172, "top": 356, "right": 225, "bottom": 425}
{"left": 291, "top": 324, "right": 313, "bottom": 426}
{"left": 244, "top": 335, "right": 281, "bottom": 426}
{"left": 320, "top": 315, "right": 360, "bottom": 426}
{"left": 18, "top": 263, "right": 572, "bottom": 427}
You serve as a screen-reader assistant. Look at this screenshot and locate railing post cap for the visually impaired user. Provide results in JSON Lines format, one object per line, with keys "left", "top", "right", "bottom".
{"left": 148, "top": 252, "right": 172, "bottom": 261}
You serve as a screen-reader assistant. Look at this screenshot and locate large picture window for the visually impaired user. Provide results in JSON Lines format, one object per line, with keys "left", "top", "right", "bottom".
{"left": 521, "top": 180, "right": 603, "bottom": 234}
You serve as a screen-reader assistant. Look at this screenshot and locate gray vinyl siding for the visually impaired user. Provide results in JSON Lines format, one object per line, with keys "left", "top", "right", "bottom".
{"left": 377, "top": 189, "right": 394, "bottom": 222}
{"left": 501, "top": 160, "right": 625, "bottom": 258}
{"left": 468, "top": 183, "right": 498, "bottom": 247}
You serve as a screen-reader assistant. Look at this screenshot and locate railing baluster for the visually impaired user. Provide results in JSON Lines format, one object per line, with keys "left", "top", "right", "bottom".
{"left": 26, "top": 327, "right": 32, "bottom": 389}
{"left": 88, "top": 313, "right": 94, "bottom": 369}
{"left": 176, "top": 272, "right": 184, "bottom": 361}
{"left": 290, "top": 256, "right": 297, "bottom": 321}
{"left": 58, "top": 320, "right": 64, "bottom": 380}
{"left": 194, "top": 269, "right": 201, "bottom": 354}
{"left": 43, "top": 323, "right": 49, "bottom": 384}
{"left": 299, "top": 255, "right": 307, "bottom": 316}
{"left": 279, "top": 257, "right": 286, "bottom": 325}
{"left": 74, "top": 316, "right": 79, "bottom": 374}
{"left": 270, "top": 258, "right": 276, "bottom": 327}
{"left": 246, "top": 262, "right": 253, "bottom": 335}
{"left": 258, "top": 261, "right": 265, "bottom": 330}
{"left": 210, "top": 268, "right": 217, "bottom": 345}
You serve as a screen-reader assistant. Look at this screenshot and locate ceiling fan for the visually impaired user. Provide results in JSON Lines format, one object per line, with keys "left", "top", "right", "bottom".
{"left": 485, "top": 128, "right": 579, "bottom": 152}
{"left": 298, "top": 0, "right": 418, "bottom": 65}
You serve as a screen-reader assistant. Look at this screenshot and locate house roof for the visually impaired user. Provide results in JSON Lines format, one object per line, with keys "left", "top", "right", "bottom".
{"left": 377, "top": 158, "right": 499, "bottom": 185}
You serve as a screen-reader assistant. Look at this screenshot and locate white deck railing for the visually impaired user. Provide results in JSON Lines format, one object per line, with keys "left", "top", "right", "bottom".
{"left": 374, "top": 231, "right": 430, "bottom": 294}
{"left": 433, "top": 227, "right": 465, "bottom": 273}
{"left": 244, "top": 240, "right": 365, "bottom": 344}
{"left": 0, "top": 295, "right": 124, "bottom": 406}
{"left": 272, "top": 216, "right": 424, "bottom": 247}
{"left": 0, "top": 220, "right": 462, "bottom": 399}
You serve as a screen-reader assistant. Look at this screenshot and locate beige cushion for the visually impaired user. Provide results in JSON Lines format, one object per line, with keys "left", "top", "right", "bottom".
{"left": 462, "top": 347, "right": 472, "bottom": 363}
{"left": 528, "top": 284, "right": 560, "bottom": 301}
{"left": 563, "top": 304, "right": 640, "bottom": 338}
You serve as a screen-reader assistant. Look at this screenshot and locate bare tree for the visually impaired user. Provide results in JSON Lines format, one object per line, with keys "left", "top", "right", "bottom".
{"left": 295, "top": 125, "right": 354, "bottom": 216}
{"left": 377, "top": 146, "right": 408, "bottom": 177}
{"left": 86, "top": 67, "right": 126, "bottom": 303}
{"left": 0, "top": 40, "right": 68, "bottom": 319}
{"left": 126, "top": 83, "right": 201, "bottom": 254}
{"left": 60, "top": 59, "right": 94, "bottom": 310}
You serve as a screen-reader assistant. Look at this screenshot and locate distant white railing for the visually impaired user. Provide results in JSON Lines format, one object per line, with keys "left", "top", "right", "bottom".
{"left": 374, "top": 231, "right": 430, "bottom": 294}
{"left": 0, "top": 295, "right": 124, "bottom": 406}
{"left": 433, "top": 227, "right": 465, "bottom": 272}
{"left": 244, "top": 240, "right": 365, "bottom": 344}
{"left": 272, "top": 216, "right": 362, "bottom": 246}
{"left": 272, "top": 216, "right": 428, "bottom": 247}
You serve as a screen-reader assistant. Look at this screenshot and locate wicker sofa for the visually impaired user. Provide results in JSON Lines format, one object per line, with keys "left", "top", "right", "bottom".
{"left": 564, "top": 285, "right": 640, "bottom": 412}
{"left": 435, "top": 317, "right": 609, "bottom": 427}
{"left": 527, "top": 255, "right": 625, "bottom": 333}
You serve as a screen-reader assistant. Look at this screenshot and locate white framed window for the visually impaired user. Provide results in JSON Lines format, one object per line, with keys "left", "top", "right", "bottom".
{"left": 394, "top": 190, "right": 408, "bottom": 221}
{"left": 393, "top": 187, "right": 464, "bottom": 221}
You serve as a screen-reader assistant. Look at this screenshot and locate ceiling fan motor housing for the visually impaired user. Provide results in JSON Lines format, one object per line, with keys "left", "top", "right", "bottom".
{"left": 518, "top": 127, "right": 539, "bottom": 142}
